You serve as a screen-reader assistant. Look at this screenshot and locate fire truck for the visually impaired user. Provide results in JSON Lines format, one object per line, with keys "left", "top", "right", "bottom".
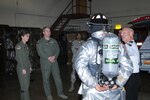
{"left": 129, "top": 16, "right": 150, "bottom": 72}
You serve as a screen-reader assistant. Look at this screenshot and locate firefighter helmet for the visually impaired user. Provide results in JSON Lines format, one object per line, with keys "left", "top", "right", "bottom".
{"left": 89, "top": 13, "right": 108, "bottom": 25}
{"left": 87, "top": 13, "right": 111, "bottom": 32}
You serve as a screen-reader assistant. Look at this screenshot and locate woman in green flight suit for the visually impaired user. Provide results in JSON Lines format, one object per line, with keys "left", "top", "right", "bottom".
{"left": 15, "top": 30, "right": 32, "bottom": 100}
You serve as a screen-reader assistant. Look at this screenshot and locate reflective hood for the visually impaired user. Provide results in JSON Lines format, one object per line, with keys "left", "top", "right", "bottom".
{"left": 91, "top": 30, "right": 107, "bottom": 40}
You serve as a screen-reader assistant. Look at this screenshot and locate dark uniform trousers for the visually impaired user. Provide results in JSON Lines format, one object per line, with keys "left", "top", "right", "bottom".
{"left": 125, "top": 73, "right": 141, "bottom": 100}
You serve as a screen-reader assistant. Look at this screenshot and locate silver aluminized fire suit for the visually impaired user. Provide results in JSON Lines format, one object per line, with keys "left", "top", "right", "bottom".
{"left": 74, "top": 30, "right": 133, "bottom": 100}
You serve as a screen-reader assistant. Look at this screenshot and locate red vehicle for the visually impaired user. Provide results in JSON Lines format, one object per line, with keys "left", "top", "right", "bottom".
{"left": 128, "top": 15, "right": 150, "bottom": 49}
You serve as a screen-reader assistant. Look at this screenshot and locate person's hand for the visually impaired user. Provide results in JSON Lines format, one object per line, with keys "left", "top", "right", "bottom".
{"left": 22, "top": 69, "right": 26, "bottom": 75}
{"left": 48, "top": 56, "right": 55, "bottom": 62}
{"left": 110, "top": 84, "right": 118, "bottom": 90}
{"left": 52, "top": 56, "right": 56, "bottom": 60}
{"left": 30, "top": 67, "right": 32, "bottom": 73}
{"left": 95, "top": 84, "right": 109, "bottom": 91}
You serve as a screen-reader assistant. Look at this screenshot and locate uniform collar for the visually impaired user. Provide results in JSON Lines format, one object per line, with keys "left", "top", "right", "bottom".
{"left": 20, "top": 41, "right": 26, "bottom": 45}
{"left": 126, "top": 40, "right": 134, "bottom": 46}
{"left": 43, "top": 37, "right": 51, "bottom": 42}
{"left": 91, "top": 30, "right": 107, "bottom": 40}
{"left": 19, "top": 41, "right": 28, "bottom": 49}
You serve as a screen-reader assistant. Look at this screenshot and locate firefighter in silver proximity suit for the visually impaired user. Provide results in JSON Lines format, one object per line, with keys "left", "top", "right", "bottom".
{"left": 74, "top": 13, "right": 133, "bottom": 100}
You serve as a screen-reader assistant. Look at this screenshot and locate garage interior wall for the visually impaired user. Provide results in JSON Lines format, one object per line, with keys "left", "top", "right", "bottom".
{"left": 0, "top": 0, "right": 150, "bottom": 28}
{"left": 0, "top": 0, "right": 69, "bottom": 28}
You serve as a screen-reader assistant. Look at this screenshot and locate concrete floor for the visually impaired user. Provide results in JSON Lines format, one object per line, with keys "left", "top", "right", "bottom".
{"left": 0, "top": 64, "right": 150, "bottom": 100}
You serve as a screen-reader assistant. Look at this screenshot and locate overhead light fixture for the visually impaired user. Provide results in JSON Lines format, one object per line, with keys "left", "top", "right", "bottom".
{"left": 115, "top": 24, "right": 122, "bottom": 30}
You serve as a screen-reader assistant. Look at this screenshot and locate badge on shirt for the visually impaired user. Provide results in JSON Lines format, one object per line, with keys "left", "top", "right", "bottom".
{"left": 127, "top": 40, "right": 134, "bottom": 46}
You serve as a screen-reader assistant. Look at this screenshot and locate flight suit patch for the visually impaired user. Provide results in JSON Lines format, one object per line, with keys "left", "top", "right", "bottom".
{"left": 16, "top": 45, "right": 21, "bottom": 50}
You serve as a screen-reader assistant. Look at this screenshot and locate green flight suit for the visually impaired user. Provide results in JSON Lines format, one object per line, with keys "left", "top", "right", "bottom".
{"left": 36, "top": 37, "right": 64, "bottom": 97}
{"left": 15, "top": 41, "right": 31, "bottom": 100}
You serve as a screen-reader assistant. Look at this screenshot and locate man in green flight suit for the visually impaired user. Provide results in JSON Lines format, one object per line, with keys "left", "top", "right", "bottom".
{"left": 36, "top": 26, "right": 68, "bottom": 100}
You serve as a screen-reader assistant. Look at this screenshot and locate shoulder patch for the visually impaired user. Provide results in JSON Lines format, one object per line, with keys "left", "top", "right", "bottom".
{"left": 16, "top": 45, "right": 21, "bottom": 50}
